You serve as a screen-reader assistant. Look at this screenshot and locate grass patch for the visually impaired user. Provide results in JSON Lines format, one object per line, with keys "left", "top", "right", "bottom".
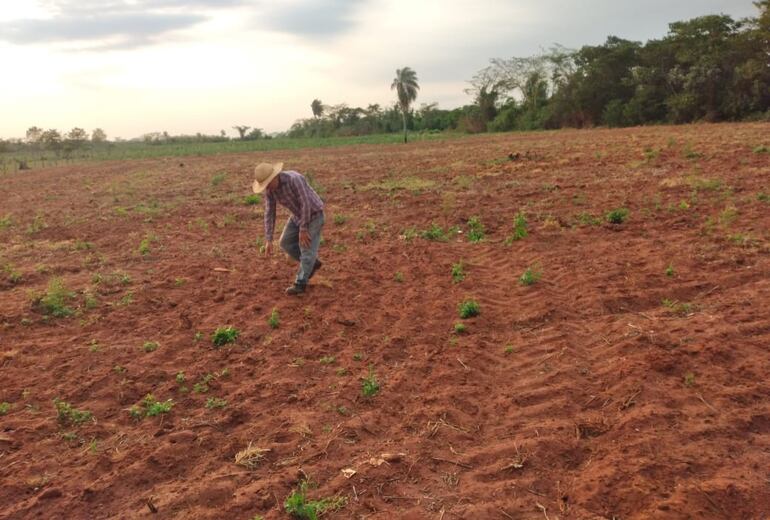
{"left": 211, "top": 172, "right": 227, "bottom": 186}
{"left": 205, "top": 397, "right": 227, "bottom": 409}
{"left": 454, "top": 322, "right": 467, "bottom": 334}
{"left": 130, "top": 394, "right": 174, "bottom": 419}
{"left": 333, "top": 214, "right": 348, "bottom": 225}
{"left": 421, "top": 223, "right": 459, "bottom": 242}
{"left": 363, "top": 176, "right": 435, "bottom": 193}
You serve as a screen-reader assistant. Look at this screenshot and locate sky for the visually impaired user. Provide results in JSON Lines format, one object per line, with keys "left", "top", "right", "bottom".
{"left": 0, "top": 0, "right": 760, "bottom": 140}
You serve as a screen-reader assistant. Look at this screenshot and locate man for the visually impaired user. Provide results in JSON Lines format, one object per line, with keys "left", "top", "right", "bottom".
{"left": 252, "top": 162, "right": 325, "bottom": 295}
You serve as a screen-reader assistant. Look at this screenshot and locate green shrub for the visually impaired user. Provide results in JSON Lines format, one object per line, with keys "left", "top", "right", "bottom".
{"left": 284, "top": 479, "right": 346, "bottom": 520}
{"left": 505, "top": 212, "right": 528, "bottom": 243}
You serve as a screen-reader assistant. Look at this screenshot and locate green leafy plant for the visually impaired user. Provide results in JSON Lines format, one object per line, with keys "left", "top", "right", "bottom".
{"left": 0, "top": 214, "right": 12, "bottom": 230}
{"left": 268, "top": 308, "right": 280, "bottom": 329}
{"left": 421, "top": 223, "right": 458, "bottom": 242}
{"left": 205, "top": 397, "right": 227, "bottom": 409}
{"left": 454, "top": 322, "right": 467, "bottom": 334}
{"left": 519, "top": 265, "right": 542, "bottom": 286}
{"left": 361, "top": 366, "right": 380, "bottom": 398}
{"left": 142, "top": 341, "right": 159, "bottom": 353}
{"left": 145, "top": 394, "right": 174, "bottom": 416}
{"left": 665, "top": 264, "right": 676, "bottom": 277}
{"left": 212, "top": 326, "right": 240, "bottom": 346}
{"left": 0, "top": 402, "right": 11, "bottom": 415}
{"left": 683, "top": 372, "right": 696, "bottom": 387}
{"left": 352, "top": 353, "right": 363, "bottom": 362}
{"left": 662, "top": 299, "right": 693, "bottom": 316}
{"left": 451, "top": 262, "right": 465, "bottom": 283}
{"left": 284, "top": 479, "right": 347, "bottom": 520}
{"left": 467, "top": 216, "right": 485, "bottom": 243}
{"left": 37, "top": 278, "right": 76, "bottom": 317}
{"left": 333, "top": 214, "right": 348, "bottom": 225}
{"left": 3, "top": 264, "right": 22, "bottom": 284}
{"left": 394, "top": 271, "right": 404, "bottom": 282}
{"left": 211, "top": 172, "right": 227, "bottom": 186}
{"left": 138, "top": 233, "right": 158, "bottom": 256}
{"left": 53, "top": 398, "right": 93, "bottom": 426}
{"left": 244, "top": 194, "right": 261, "bottom": 205}
{"left": 193, "top": 373, "right": 215, "bottom": 393}
{"left": 319, "top": 356, "right": 336, "bottom": 365}
{"left": 606, "top": 207, "right": 629, "bottom": 224}
{"left": 505, "top": 212, "right": 528, "bottom": 243}
{"left": 757, "top": 192, "right": 769, "bottom": 203}
{"left": 458, "top": 299, "right": 480, "bottom": 319}
{"left": 504, "top": 345, "right": 514, "bottom": 354}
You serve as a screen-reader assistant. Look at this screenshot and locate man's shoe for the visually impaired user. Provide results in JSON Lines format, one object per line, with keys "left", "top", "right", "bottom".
{"left": 285, "top": 283, "right": 306, "bottom": 296}
{"left": 309, "top": 259, "right": 322, "bottom": 280}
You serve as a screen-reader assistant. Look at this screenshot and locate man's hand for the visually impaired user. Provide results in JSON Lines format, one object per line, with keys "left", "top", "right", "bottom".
{"left": 299, "top": 229, "right": 311, "bottom": 248}
{"left": 264, "top": 241, "right": 273, "bottom": 256}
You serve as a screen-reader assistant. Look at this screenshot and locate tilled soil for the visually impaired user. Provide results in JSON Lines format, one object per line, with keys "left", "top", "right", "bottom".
{"left": 0, "top": 123, "right": 769, "bottom": 519}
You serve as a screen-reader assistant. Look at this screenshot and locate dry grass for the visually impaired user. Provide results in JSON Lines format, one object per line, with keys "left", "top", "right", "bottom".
{"left": 234, "top": 443, "right": 270, "bottom": 469}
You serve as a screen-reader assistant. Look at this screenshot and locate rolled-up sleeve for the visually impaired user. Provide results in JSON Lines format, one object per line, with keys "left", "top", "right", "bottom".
{"left": 264, "top": 192, "right": 276, "bottom": 241}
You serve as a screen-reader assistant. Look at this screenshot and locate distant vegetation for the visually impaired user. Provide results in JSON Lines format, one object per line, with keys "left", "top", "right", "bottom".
{"left": 1, "top": 2, "right": 766, "bottom": 172}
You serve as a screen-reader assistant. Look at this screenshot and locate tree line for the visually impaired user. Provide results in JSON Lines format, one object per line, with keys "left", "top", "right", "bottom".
{"left": 3, "top": 2, "right": 767, "bottom": 150}
{"left": 292, "top": 2, "right": 769, "bottom": 137}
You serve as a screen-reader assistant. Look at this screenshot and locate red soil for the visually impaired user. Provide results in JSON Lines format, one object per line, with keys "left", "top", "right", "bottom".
{"left": 0, "top": 123, "right": 769, "bottom": 519}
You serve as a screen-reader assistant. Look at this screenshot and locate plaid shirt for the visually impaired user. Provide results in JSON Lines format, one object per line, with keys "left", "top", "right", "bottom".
{"left": 264, "top": 171, "right": 324, "bottom": 242}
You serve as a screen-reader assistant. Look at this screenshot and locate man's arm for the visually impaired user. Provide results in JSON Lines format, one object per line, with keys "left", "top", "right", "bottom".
{"left": 264, "top": 192, "right": 276, "bottom": 243}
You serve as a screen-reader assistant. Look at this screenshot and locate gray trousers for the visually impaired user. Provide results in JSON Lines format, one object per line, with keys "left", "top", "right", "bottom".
{"left": 279, "top": 212, "right": 324, "bottom": 285}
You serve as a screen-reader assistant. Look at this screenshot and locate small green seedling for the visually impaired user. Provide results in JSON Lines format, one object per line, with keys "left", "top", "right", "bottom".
{"left": 37, "top": 278, "right": 75, "bottom": 317}
{"left": 205, "top": 397, "right": 227, "bottom": 409}
{"left": 53, "top": 398, "right": 93, "bottom": 426}
{"left": 504, "top": 345, "right": 514, "bottom": 354}
{"left": 394, "top": 271, "right": 404, "bottom": 283}
{"left": 244, "top": 194, "right": 261, "bottom": 205}
{"left": 451, "top": 262, "right": 465, "bottom": 283}
{"left": 683, "top": 372, "right": 696, "bottom": 387}
{"left": 606, "top": 208, "right": 629, "bottom": 224}
{"left": 458, "top": 300, "right": 480, "bottom": 319}
{"left": 268, "top": 308, "right": 280, "bottom": 329}
{"left": 352, "top": 353, "right": 363, "bottom": 361}
{"left": 212, "top": 326, "right": 239, "bottom": 346}
{"left": 665, "top": 264, "right": 676, "bottom": 277}
{"left": 319, "top": 356, "right": 335, "bottom": 365}
{"left": 467, "top": 216, "right": 485, "bottom": 243}
{"left": 284, "top": 479, "right": 347, "bottom": 520}
{"left": 333, "top": 214, "right": 348, "bottom": 225}
{"left": 361, "top": 366, "right": 380, "bottom": 398}
{"left": 0, "top": 402, "right": 11, "bottom": 415}
{"left": 142, "top": 341, "right": 159, "bottom": 353}
{"left": 131, "top": 394, "right": 174, "bottom": 418}
{"left": 505, "top": 212, "right": 528, "bottom": 244}
{"left": 454, "top": 322, "right": 467, "bottom": 334}
{"left": 519, "top": 265, "right": 542, "bottom": 286}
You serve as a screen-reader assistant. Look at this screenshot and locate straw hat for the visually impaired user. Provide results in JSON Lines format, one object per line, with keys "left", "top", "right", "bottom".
{"left": 252, "top": 162, "right": 283, "bottom": 193}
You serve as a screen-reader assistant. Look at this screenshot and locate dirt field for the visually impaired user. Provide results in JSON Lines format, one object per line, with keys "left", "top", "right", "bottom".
{"left": 1, "top": 123, "right": 769, "bottom": 519}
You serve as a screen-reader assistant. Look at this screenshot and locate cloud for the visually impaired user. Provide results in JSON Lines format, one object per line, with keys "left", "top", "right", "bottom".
{"left": 0, "top": 0, "right": 246, "bottom": 49}
{"left": 262, "top": 0, "right": 366, "bottom": 39}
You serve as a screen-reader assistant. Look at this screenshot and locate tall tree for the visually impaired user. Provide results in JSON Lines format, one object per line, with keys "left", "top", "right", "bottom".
{"left": 91, "top": 128, "right": 107, "bottom": 143}
{"left": 391, "top": 67, "right": 419, "bottom": 143}
{"left": 232, "top": 126, "right": 250, "bottom": 140}
{"left": 311, "top": 99, "right": 324, "bottom": 118}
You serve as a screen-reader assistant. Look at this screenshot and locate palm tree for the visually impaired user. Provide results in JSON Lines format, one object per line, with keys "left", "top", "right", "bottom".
{"left": 311, "top": 99, "right": 324, "bottom": 119}
{"left": 391, "top": 67, "right": 419, "bottom": 143}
